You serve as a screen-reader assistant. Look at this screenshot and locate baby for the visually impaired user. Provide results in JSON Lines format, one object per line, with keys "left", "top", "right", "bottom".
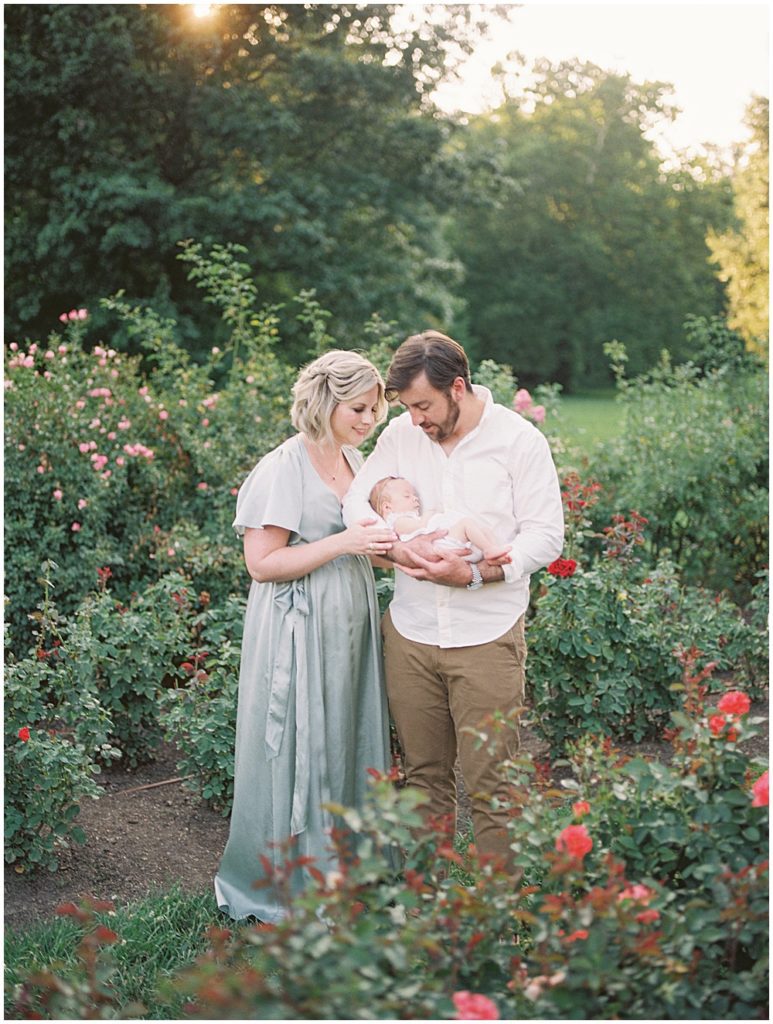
{"left": 368, "top": 476, "right": 511, "bottom": 565}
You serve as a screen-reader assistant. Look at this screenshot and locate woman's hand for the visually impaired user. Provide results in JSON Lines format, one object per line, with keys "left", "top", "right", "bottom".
{"left": 340, "top": 518, "right": 397, "bottom": 557}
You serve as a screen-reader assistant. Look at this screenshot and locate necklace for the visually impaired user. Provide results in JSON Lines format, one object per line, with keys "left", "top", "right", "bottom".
{"left": 305, "top": 438, "right": 344, "bottom": 480}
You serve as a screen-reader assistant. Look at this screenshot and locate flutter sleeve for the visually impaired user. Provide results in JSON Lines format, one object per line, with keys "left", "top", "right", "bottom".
{"left": 232, "top": 441, "right": 304, "bottom": 538}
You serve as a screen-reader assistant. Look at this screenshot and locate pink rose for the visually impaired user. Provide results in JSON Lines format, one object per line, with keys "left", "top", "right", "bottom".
{"left": 159, "top": 410, "right": 169, "bottom": 421}
{"left": 58, "top": 313, "right": 68, "bottom": 323}
{"left": 618, "top": 884, "right": 653, "bottom": 904}
{"left": 78, "top": 499, "right": 88, "bottom": 510}
{"left": 53, "top": 489, "right": 63, "bottom": 501}
{"left": 201, "top": 418, "right": 210, "bottom": 427}
{"left": 452, "top": 991, "right": 499, "bottom": 1020}
{"left": 77, "top": 309, "right": 88, "bottom": 320}
{"left": 45, "top": 350, "right": 55, "bottom": 360}
{"left": 71, "top": 522, "right": 81, "bottom": 532}
{"left": 530, "top": 404, "right": 546, "bottom": 423}
{"left": 68, "top": 309, "right": 78, "bottom": 320}
{"left": 572, "top": 800, "right": 591, "bottom": 819}
{"left": 513, "top": 388, "right": 532, "bottom": 413}
{"left": 116, "top": 456, "right": 125, "bottom": 466}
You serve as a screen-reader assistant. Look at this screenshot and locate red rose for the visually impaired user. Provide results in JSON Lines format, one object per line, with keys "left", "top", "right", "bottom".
{"left": 635, "top": 909, "right": 660, "bottom": 925}
{"left": 18, "top": 727, "right": 30, "bottom": 742}
{"left": 717, "top": 691, "right": 751, "bottom": 717}
{"left": 548, "top": 558, "right": 577, "bottom": 578}
{"left": 709, "top": 714, "right": 727, "bottom": 736}
{"left": 751, "top": 770, "right": 768, "bottom": 808}
{"left": 564, "top": 928, "right": 589, "bottom": 943}
{"left": 572, "top": 800, "right": 591, "bottom": 819}
{"left": 555, "top": 823, "right": 593, "bottom": 860}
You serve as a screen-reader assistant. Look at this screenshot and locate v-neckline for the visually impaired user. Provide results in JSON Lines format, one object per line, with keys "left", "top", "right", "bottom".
{"left": 298, "top": 434, "right": 356, "bottom": 501}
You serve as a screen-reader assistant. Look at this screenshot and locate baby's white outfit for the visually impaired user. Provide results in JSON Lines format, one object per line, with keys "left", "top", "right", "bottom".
{"left": 384, "top": 510, "right": 483, "bottom": 563}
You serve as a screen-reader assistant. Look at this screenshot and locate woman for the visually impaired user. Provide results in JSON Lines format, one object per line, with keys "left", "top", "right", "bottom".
{"left": 214, "top": 349, "right": 397, "bottom": 922}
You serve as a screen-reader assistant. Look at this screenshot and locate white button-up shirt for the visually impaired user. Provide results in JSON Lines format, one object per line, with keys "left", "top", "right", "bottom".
{"left": 342, "top": 386, "right": 564, "bottom": 648}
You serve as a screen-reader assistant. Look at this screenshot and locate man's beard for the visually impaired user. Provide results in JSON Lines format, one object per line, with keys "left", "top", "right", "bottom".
{"left": 424, "top": 394, "right": 460, "bottom": 442}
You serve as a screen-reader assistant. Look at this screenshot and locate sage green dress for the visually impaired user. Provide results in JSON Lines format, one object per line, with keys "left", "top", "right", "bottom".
{"left": 214, "top": 433, "right": 392, "bottom": 922}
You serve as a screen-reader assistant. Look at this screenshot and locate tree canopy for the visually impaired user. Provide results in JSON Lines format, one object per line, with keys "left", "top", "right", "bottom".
{"left": 5, "top": 3, "right": 483, "bottom": 355}
{"left": 5, "top": 5, "right": 761, "bottom": 385}
{"left": 707, "top": 95, "right": 769, "bottom": 358}
{"left": 446, "top": 61, "right": 734, "bottom": 387}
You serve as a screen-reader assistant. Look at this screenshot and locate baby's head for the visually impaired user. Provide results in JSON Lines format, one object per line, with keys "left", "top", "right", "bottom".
{"left": 369, "top": 476, "right": 422, "bottom": 518}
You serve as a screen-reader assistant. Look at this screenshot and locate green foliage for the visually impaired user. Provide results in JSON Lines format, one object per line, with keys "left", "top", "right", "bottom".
{"left": 64, "top": 575, "right": 204, "bottom": 767}
{"left": 11, "top": 710, "right": 768, "bottom": 1019}
{"left": 589, "top": 339, "right": 768, "bottom": 593}
{"left": 160, "top": 594, "right": 246, "bottom": 813}
{"left": 5, "top": 4, "right": 479, "bottom": 351}
{"left": 449, "top": 61, "right": 733, "bottom": 388}
{"left": 4, "top": 571, "right": 120, "bottom": 871}
{"left": 4, "top": 248, "right": 297, "bottom": 657}
{"left": 707, "top": 96, "right": 769, "bottom": 358}
{"left": 528, "top": 488, "right": 767, "bottom": 752}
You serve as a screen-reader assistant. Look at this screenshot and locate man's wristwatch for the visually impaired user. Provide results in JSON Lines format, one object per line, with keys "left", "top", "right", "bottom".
{"left": 467, "top": 563, "right": 484, "bottom": 590}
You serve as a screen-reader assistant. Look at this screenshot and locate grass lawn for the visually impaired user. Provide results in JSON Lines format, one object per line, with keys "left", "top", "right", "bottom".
{"left": 4, "top": 886, "right": 224, "bottom": 1020}
{"left": 556, "top": 389, "right": 624, "bottom": 450}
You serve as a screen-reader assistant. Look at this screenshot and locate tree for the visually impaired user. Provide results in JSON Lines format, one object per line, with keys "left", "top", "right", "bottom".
{"left": 447, "top": 61, "right": 733, "bottom": 389}
{"left": 4, "top": 4, "right": 481, "bottom": 356}
{"left": 707, "top": 95, "right": 769, "bottom": 359}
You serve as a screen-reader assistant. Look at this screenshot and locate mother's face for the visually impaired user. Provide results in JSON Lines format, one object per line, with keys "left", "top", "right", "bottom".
{"left": 330, "top": 385, "right": 381, "bottom": 447}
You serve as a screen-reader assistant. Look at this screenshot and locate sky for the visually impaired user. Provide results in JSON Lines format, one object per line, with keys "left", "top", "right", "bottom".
{"left": 426, "top": 2, "right": 770, "bottom": 157}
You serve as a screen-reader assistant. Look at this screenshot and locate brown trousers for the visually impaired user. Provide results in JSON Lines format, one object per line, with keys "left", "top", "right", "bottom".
{"left": 381, "top": 609, "right": 526, "bottom": 867}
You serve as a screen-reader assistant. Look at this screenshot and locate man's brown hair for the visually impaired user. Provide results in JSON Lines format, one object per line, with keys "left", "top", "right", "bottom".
{"left": 385, "top": 330, "right": 472, "bottom": 401}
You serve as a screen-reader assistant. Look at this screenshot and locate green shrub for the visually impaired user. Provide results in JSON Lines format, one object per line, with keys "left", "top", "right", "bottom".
{"left": 4, "top": 245, "right": 296, "bottom": 657}
{"left": 13, "top": 706, "right": 767, "bottom": 1020}
{"left": 63, "top": 572, "right": 204, "bottom": 766}
{"left": 528, "top": 493, "right": 768, "bottom": 752}
{"left": 4, "top": 570, "right": 119, "bottom": 871}
{"left": 590, "top": 337, "right": 768, "bottom": 594}
{"left": 160, "top": 593, "right": 246, "bottom": 813}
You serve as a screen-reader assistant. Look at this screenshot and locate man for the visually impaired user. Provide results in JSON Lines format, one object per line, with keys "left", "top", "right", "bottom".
{"left": 342, "top": 330, "right": 564, "bottom": 867}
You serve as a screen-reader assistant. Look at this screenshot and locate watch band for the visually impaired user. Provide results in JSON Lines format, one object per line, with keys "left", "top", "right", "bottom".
{"left": 467, "top": 562, "right": 484, "bottom": 590}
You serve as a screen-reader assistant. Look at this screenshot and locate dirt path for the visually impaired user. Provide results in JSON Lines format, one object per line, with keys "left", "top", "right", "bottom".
{"left": 4, "top": 744, "right": 229, "bottom": 932}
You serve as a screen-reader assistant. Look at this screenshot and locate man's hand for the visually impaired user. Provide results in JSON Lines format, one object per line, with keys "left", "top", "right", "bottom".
{"left": 386, "top": 531, "right": 447, "bottom": 568}
{"left": 395, "top": 548, "right": 473, "bottom": 587}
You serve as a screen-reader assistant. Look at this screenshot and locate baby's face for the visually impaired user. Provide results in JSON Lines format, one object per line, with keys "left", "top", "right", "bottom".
{"left": 385, "top": 479, "right": 422, "bottom": 515}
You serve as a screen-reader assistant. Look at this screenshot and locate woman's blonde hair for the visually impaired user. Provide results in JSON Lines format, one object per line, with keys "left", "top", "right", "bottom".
{"left": 291, "top": 349, "right": 388, "bottom": 446}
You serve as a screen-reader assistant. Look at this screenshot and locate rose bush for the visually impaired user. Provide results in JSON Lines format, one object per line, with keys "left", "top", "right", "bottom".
{"left": 528, "top": 495, "right": 768, "bottom": 751}
{"left": 4, "top": 569, "right": 120, "bottom": 870}
{"left": 14, "top": 704, "right": 767, "bottom": 1018}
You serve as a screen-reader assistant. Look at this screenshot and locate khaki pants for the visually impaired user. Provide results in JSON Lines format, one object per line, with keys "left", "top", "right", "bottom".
{"left": 381, "top": 609, "right": 526, "bottom": 867}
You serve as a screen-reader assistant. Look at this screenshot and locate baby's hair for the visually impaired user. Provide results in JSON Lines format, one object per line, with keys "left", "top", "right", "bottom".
{"left": 369, "top": 476, "right": 402, "bottom": 518}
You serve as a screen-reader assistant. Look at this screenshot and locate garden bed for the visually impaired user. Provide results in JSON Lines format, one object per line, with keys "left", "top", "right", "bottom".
{"left": 6, "top": 695, "right": 767, "bottom": 934}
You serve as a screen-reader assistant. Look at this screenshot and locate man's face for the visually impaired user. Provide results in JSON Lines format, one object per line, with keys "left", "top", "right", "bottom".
{"left": 397, "top": 372, "right": 461, "bottom": 443}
